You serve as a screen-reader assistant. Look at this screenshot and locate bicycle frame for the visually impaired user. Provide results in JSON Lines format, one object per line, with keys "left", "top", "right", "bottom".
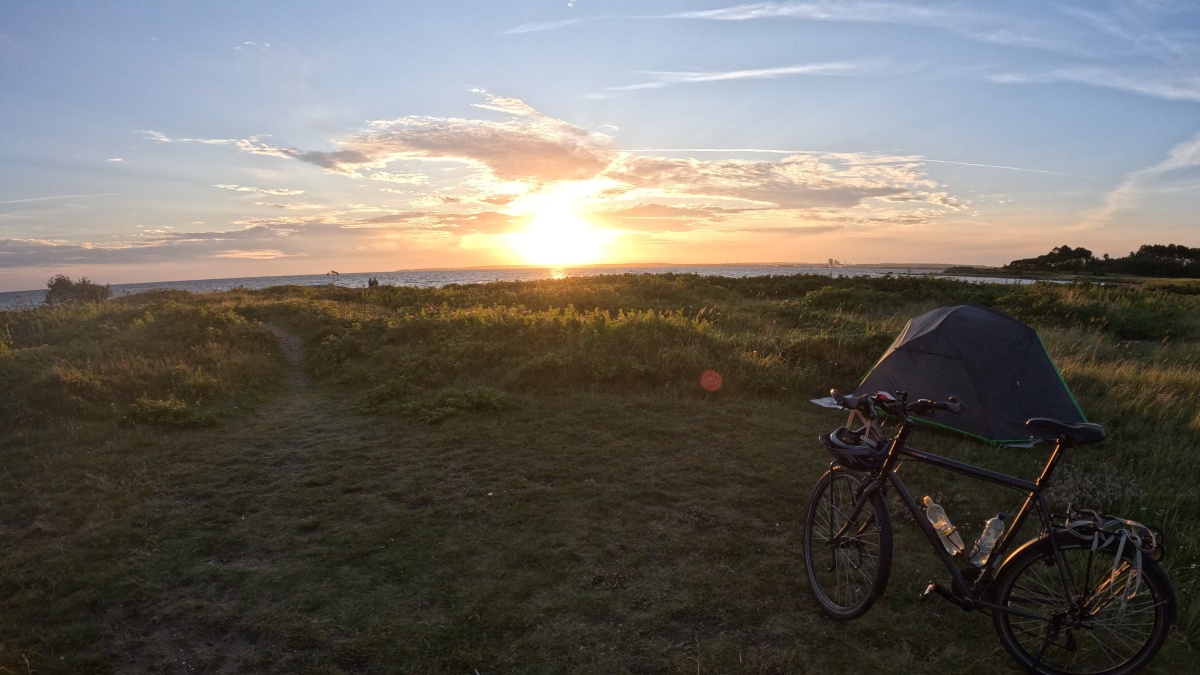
{"left": 843, "top": 417, "right": 1076, "bottom": 620}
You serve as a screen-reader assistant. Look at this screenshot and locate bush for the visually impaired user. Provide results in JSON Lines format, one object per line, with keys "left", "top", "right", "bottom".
{"left": 43, "top": 275, "right": 111, "bottom": 306}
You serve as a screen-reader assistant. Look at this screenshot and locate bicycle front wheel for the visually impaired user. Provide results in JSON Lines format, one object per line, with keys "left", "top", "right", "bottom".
{"left": 992, "top": 533, "right": 1176, "bottom": 675}
{"left": 803, "top": 466, "right": 892, "bottom": 619}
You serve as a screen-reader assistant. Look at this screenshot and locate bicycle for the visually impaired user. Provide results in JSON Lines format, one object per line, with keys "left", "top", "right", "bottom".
{"left": 803, "top": 389, "right": 1176, "bottom": 675}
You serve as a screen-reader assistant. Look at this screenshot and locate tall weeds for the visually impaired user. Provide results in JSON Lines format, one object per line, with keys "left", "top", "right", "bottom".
{"left": 0, "top": 292, "right": 285, "bottom": 427}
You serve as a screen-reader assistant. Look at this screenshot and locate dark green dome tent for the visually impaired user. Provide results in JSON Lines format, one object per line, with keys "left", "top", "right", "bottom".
{"left": 854, "top": 304, "right": 1087, "bottom": 445}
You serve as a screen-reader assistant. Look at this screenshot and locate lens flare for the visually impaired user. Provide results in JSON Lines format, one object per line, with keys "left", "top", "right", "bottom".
{"left": 700, "top": 370, "right": 723, "bottom": 392}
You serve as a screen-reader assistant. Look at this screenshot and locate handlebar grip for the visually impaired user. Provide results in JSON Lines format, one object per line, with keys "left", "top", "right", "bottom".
{"left": 830, "top": 389, "right": 867, "bottom": 411}
{"left": 938, "top": 396, "right": 964, "bottom": 414}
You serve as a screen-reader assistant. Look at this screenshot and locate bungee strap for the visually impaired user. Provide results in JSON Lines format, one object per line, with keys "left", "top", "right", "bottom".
{"left": 1062, "top": 508, "right": 1162, "bottom": 625}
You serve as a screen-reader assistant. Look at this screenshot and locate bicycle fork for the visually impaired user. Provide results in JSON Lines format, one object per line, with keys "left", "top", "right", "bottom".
{"left": 826, "top": 478, "right": 884, "bottom": 571}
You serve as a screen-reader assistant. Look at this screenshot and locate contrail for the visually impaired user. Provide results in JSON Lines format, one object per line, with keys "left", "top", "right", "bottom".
{"left": 0, "top": 193, "right": 121, "bottom": 205}
{"left": 920, "top": 159, "right": 1063, "bottom": 175}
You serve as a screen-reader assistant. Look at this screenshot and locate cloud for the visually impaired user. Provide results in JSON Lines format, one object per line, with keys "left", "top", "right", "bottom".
{"left": 369, "top": 171, "right": 429, "bottom": 184}
{"left": 150, "top": 93, "right": 953, "bottom": 219}
{"left": 500, "top": 17, "right": 595, "bottom": 35}
{"left": 142, "top": 130, "right": 300, "bottom": 161}
{"left": 601, "top": 153, "right": 930, "bottom": 209}
{"left": 255, "top": 202, "right": 320, "bottom": 210}
{"left": 187, "top": 93, "right": 615, "bottom": 183}
{"left": 235, "top": 41, "right": 273, "bottom": 51}
{"left": 111, "top": 92, "right": 965, "bottom": 272}
{"left": 410, "top": 194, "right": 463, "bottom": 208}
{"left": 0, "top": 193, "right": 120, "bottom": 206}
{"left": 667, "top": 2, "right": 1096, "bottom": 55}
{"left": 214, "top": 249, "right": 296, "bottom": 259}
{"left": 989, "top": 67, "right": 1200, "bottom": 104}
{"left": 107, "top": 158, "right": 124, "bottom": 163}
{"left": 1083, "top": 129, "right": 1200, "bottom": 227}
{"left": 213, "top": 184, "right": 306, "bottom": 195}
{"left": 674, "top": 2, "right": 955, "bottom": 24}
{"left": 610, "top": 61, "right": 869, "bottom": 91}
{"left": 597, "top": 203, "right": 746, "bottom": 232}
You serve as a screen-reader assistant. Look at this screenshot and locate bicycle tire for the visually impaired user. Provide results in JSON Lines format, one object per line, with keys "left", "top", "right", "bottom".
{"left": 803, "top": 465, "right": 893, "bottom": 619}
{"left": 991, "top": 532, "right": 1175, "bottom": 675}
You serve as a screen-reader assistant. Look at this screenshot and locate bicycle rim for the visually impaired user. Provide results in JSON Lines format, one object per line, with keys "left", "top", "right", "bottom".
{"left": 803, "top": 467, "right": 892, "bottom": 619}
{"left": 993, "top": 537, "right": 1174, "bottom": 675}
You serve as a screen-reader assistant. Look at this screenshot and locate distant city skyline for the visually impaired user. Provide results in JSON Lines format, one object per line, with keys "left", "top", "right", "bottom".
{"left": 3, "top": 1, "right": 1199, "bottom": 291}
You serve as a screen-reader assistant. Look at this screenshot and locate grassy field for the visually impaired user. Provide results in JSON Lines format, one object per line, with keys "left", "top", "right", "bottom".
{"left": 1, "top": 274, "right": 1197, "bottom": 673}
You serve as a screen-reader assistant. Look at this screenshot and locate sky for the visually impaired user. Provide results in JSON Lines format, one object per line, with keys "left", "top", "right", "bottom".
{"left": 2, "top": 1, "right": 1200, "bottom": 291}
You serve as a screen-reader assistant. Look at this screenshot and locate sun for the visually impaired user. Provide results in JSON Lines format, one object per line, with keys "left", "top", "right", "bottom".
{"left": 507, "top": 203, "right": 609, "bottom": 266}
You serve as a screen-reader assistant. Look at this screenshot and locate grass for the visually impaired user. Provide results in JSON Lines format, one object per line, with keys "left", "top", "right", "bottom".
{"left": 1, "top": 274, "right": 1197, "bottom": 673}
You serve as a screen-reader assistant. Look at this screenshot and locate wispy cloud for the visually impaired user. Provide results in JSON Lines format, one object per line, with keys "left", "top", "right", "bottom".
{"left": 214, "top": 249, "right": 295, "bottom": 259}
{"left": 213, "top": 184, "right": 305, "bottom": 195}
{"left": 0, "top": 193, "right": 120, "bottom": 206}
{"left": 1083, "top": 129, "right": 1200, "bottom": 228}
{"left": 674, "top": 1, "right": 953, "bottom": 24}
{"left": 369, "top": 171, "right": 429, "bottom": 184}
{"left": 666, "top": 2, "right": 1101, "bottom": 55}
{"left": 919, "top": 158, "right": 1063, "bottom": 175}
{"left": 500, "top": 17, "right": 595, "bottom": 35}
{"left": 989, "top": 67, "right": 1200, "bottom": 104}
{"left": 631, "top": 147, "right": 1061, "bottom": 175}
{"left": 185, "top": 91, "right": 617, "bottom": 183}
{"left": 142, "top": 130, "right": 298, "bottom": 160}
{"left": 610, "top": 61, "right": 868, "bottom": 91}
{"left": 255, "top": 202, "right": 321, "bottom": 210}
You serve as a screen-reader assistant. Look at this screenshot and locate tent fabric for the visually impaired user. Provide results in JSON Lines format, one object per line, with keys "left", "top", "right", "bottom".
{"left": 854, "top": 304, "right": 1086, "bottom": 444}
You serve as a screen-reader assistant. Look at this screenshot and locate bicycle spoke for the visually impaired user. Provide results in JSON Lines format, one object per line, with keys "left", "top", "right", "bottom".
{"left": 994, "top": 537, "right": 1172, "bottom": 674}
{"left": 804, "top": 469, "right": 892, "bottom": 619}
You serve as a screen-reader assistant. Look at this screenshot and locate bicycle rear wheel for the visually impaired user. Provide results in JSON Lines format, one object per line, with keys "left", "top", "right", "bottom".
{"left": 803, "top": 466, "right": 892, "bottom": 619}
{"left": 992, "top": 533, "right": 1175, "bottom": 675}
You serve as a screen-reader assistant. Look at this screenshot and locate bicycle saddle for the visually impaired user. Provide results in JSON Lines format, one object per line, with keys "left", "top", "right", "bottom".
{"left": 1026, "top": 418, "right": 1106, "bottom": 445}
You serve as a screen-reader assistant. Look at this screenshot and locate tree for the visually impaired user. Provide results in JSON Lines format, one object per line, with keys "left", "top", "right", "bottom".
{"left": 1004, "top": 245, "right": 1095, "bottom": 272}
{"left": 1005, "top": 244, "right": 1200, "bottom": 278}
{"left": 44, "top": 275, "right": 111, "bottom": 307}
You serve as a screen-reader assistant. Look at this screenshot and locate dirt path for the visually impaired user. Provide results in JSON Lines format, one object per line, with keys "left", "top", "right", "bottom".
{"left": 113, "top": 325, "right": 378, "bottom": 671}
{"left": 263, "top": 322, "right": 312, "bottom": 388}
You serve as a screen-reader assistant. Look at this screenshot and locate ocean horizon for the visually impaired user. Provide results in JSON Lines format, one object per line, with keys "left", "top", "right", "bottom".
{"left": 0, "top": 264, "right": 1028, "bottom": 312}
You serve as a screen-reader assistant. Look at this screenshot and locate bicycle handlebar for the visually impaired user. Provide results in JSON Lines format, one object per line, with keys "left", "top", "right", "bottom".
{"left": 830, "top": 389, "right": 963, "bottom": 419}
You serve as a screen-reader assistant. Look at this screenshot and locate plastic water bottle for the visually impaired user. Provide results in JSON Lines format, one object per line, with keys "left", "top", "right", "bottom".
{"left": 923, "top": 496, "right": 965, "bottom": 555}
{"left": 970, "top": 513, "right": 1006, "bottom": 567}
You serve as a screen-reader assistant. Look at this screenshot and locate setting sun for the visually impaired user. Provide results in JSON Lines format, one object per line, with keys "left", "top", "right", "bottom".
{"left": 507, "top": 205, "right": 610, "bottom": 267}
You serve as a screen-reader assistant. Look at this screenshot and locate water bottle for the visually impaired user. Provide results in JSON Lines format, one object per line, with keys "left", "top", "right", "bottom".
{"left": 970, "top": 513, "right": 1006, "bottom": 567}
{"left": 923, "top": 496, "right": 965, "bottom": 555}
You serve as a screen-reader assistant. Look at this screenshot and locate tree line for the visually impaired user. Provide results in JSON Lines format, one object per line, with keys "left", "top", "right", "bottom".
{"left": 1004, "top": 244, "right": 1200, "bottom": 278}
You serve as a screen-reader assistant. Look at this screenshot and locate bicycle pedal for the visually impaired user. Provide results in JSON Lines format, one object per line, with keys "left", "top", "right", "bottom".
{"left": 921, "top": 580, "right": 974, "bottom": 610}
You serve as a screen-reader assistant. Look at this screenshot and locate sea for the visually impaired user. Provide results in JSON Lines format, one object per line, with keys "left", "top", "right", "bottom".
{"left": 0, "top": 265, "right": 1034, "bottom": 312}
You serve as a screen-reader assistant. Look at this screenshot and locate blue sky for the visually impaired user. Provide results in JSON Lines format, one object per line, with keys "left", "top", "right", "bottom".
{"left": 2, "top": 1, "right": 1199, "bottom": 291}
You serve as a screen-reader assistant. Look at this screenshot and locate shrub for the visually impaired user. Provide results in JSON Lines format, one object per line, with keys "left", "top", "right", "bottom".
{"left": 43, "top": 275, "right": 111, "bottom": 306}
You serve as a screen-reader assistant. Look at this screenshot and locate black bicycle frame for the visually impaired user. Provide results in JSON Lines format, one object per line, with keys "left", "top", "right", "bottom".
{"left": 851, "top": 419, "right": 1076, "bottom": 619}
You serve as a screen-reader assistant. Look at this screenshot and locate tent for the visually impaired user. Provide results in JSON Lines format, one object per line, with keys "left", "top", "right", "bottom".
{"left": 854, "top": 304, "right": 1087, "bottom": 445}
